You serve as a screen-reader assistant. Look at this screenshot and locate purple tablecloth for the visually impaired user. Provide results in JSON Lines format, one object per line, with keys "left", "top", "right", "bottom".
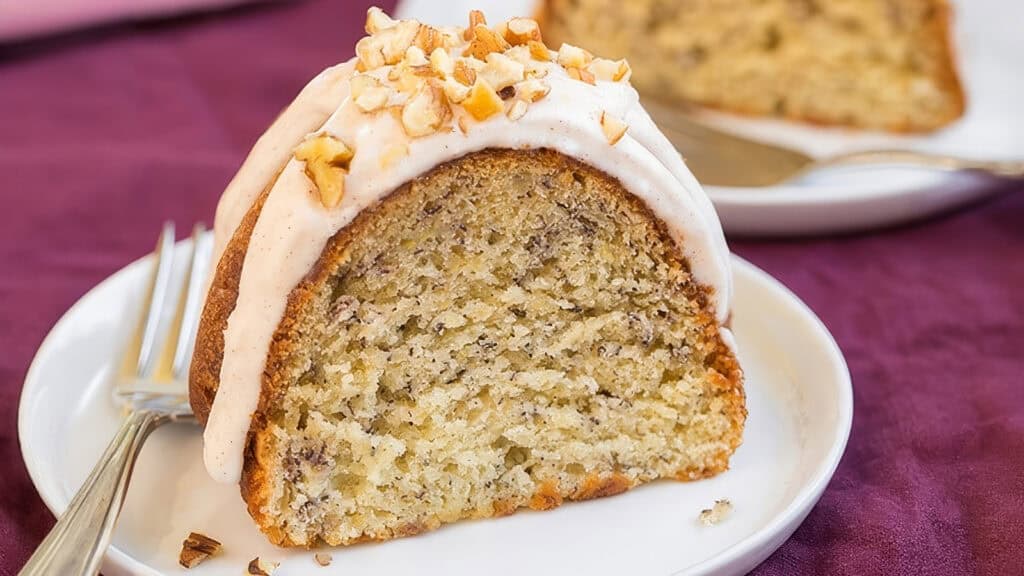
{"left": 1, "top": 1, "right": 1021, "bottom": 574}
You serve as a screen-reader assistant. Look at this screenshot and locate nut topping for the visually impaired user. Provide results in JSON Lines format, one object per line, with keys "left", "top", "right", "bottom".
{"left": 557, "top": 43, "right": 593, "bottom": 69}
{"left": 515, "top": 78, "right": 551, "bottom": 102}
{"left": 347, "top": 9, "right": 630, "bottom": 140}
{"left": 507, "top": 99, "right": 528, "bottom": 121}
{"left": 599, "top": 111, "right": 628, "bottom": 145}
{"left": 401, "top": 81, "right": 450, "bottom": 136}
{"left": 567, "top": 66, "right": 596, "bottom": 85}
{"left": 364, "top": 7, "right": 396, "bottom": 35}
{"left": 453, "top": 59, "right": 478, "bottom": 86}
{"left": 461, "top": 79, "right": 504, "bottom": 120}
{"left": 589, "top": 58, "right": 631, "bottom": 82}
{"left": 698, "top": 499, "right": 733, "bottom": 526}
{"left": 463, "top": 25, "right": 511, "bottom": 60}
{"left": 464, "top": 9, "right": 487, "bottom": 39}
{"left": 480, "top": 52, "right": 525, "bottom": 91}
{"left": 504, "top": 18, "right": 542, "bottom": 45}
{"left": 247, "top": 557, "right": 280, "bottom": 575}
{"left": 178, "top": 532, "right": 222, "bottom": 569}
{"left": 350, "top": 74, "right": 392, "bottom": 112}
{"left": 295, "top": 134, "right": 354, "bottom": 209}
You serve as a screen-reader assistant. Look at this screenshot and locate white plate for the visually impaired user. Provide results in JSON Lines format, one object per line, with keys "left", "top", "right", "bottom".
{"left": 396, "top": 0, "right": 1021, "bottom": 235}
{"left": 19, "top": 240, "right": 852, "bottom": 576}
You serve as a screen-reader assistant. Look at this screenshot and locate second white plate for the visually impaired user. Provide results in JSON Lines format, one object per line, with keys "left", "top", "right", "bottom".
{"left": 19, "top": 244, "right": 851, "bottom": 576}
{"left": 396, "top": 0, "right": 1020, "bottom": 235}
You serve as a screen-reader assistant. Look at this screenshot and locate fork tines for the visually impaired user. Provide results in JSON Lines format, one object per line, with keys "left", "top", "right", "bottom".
{"left": 116, "top": 222, "right": 209, "bottom": 402}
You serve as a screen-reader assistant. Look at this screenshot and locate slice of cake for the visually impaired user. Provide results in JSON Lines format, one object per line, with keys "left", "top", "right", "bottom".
{"left": 190, "top": 7, "right": 745, "bottom": 547}
{"left": 541, "top": 0, "right": 965, "bottom": 132}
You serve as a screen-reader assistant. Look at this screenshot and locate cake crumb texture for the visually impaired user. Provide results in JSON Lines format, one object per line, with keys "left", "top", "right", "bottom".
{"left": 542, "top": 0, "right": 964, "bottom": 131}
{"left": 239, "top": 149, "right": 744, "bottom": 546}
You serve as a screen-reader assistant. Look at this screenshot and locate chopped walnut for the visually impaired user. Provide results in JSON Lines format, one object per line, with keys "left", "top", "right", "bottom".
{"left": 348, "top": 9, "right": 636, "bottom": 143}
{"left": 464, "top": 9, "right": 487, "bottom": 39}
{"left": 350, "top": 74, "right": 392, "bottom": 112}
{"left": 413, "top": 23, "right": 444, "bottom": 54}
{"left": 589, "top": 58, "right": 631, "bottom": 82}
{"left": 178, "top": 532, "right": 222, "bottom": 569}
{"left": 599, "top": 111, "right": 628, "bottom": 145}
{"left": 355, "top": 19, "right": 420, "bottom": 70}
{"left": 507, "top": 99, "right": 528, "bottom": 121}
{"left": 247, "top": 557, "right": 280, "bottom": 575}
{"left": 480, "top": 52, "right": 525, "bottom": 91}
{"left": 442, "top": 77, "right": 471, "bottom": 103}
{"left": 516, "top": 78, "right": 551, "bottom": 103}
{"left": 504, "top": 17, "right": 542, "bottom": 46}
{"left": 567, "top": 66, "right": 596, "bottom": 85}
{"left": 463, "top": 25, "right": 511, "bottom": 60}
{"left": 528, "top": 40, "right": 552, "bottom": 61}
{"left": 295, "top": 133, "right": 354, "bottom": 209}
{"left": 461, "top": 79, "right": 504, "bottom": 120}
{"left": 453, "top": 59, "right": 478, "bottom": 86}
{"left": 429, "top": 47, "right": 455, "bottom": 76}
{"left": 364, "top": 6, "right": 395, "bottom": 35}
{"left": 314, "top": 552, "right": 333, "bottom": 567}
{"left": 557, "top": 43, "right": 593, "bottom": 69}
{"left": 401, "top": 81, "right": 450, "bottom": 137}
{"left": 404, "top": 45, "right": 429, "bottom": 67}
{"left": 698, "top": 499, "right": 733, "bottom": 526}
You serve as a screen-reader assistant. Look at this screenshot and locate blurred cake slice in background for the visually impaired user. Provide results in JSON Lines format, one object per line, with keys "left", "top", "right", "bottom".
{"left": 541, "top": 0, "right": 965, "bottom": 132}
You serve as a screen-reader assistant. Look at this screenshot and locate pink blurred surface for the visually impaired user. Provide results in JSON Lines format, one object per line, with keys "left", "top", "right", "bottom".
{"left": 0, "top": 0, "right": 277, "bottom": 42}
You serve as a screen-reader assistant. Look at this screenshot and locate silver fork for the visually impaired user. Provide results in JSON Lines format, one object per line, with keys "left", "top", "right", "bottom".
{"left": 643, "top": 99, "right": 1024, "bottom": 187}
{"left": 20, "top": 222, "right": 208, "bottom": 576}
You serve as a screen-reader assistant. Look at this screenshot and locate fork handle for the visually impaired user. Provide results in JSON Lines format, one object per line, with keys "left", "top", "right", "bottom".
{"left": 19, "top": 410, "right": 167, "bottom": 576}
{"left": 821, "top": 150, "right": 1024, "bottom": 179}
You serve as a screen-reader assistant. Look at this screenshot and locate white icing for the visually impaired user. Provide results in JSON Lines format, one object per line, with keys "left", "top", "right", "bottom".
{"left": 210, "top": 61, "right": 355, "bottom": 268}
{"left": 203, "top": 59, "right": 734, "bottom": 484}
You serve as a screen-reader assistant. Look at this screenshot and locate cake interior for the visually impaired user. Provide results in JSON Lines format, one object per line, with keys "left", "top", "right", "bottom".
{"left": 253, "top": 149, "right": 742, "bottom": 546}
{"left": 543, "top": 0, "right": 962, "bottom": 131}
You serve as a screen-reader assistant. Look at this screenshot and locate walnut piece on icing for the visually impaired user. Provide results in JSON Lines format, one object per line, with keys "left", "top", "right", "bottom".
{"left": 464, "top": 9, "right": 487, "bottom": 39}
{"left": 480, "top": 52, "right": 525, "bottom": 91}
{"left": 350, "top": 74, "right": 392, "bottom": 112}
{"left": 401, "top": 81, "right": 450, "bottom": 136}
{"left": 294, "top": 134, "right": 354, "bottom": 209}
{"left": 516, "top": 78, "right": 551, "bottom": 103}
{"left": 461, "top": 79, "right": 504, "bottom": 120}
{"left": 507, "top": 99, "right": 528, "bottom": 121}
{"left": 349, "top": 8, "right": 632, "bottom": 141}
{"left": 527, "top": 40, "right": 552, "bottom": 62}
{"left": 600, "top": 111, "right": 628, "bottom": 145}
{"left": 589, "top": 58, "right": 632, "bottom": 82}
{"left": 567, "top": 66, "right": 596, "bottom": 85}
{"left": 463, "top": 25, "right": 511, "bottom": 60}
{"left": 504, "top": 18, "right": 542, "bottom": 46}
{"left": 557, "top": 43, "right": 593, "bottom": 69}
{"left": 453, "top": 59, "right": 477, "bottom": 86}
{"left": 364, "top": 6, "right": 395, "bottom": 35}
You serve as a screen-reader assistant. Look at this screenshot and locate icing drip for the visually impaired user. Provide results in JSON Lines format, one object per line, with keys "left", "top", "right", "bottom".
{"left": 202, "top": 18, "right": 734, "bottom": 484}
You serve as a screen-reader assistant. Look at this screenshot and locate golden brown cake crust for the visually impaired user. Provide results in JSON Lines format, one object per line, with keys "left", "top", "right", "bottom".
{"left": 190, "top": 148, "right": 745, "bottom": 547}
